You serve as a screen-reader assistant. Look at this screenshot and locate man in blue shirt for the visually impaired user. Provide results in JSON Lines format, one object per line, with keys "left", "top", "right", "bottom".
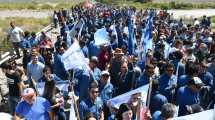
{"left": 198, "top": 62, "right": 213, "bottom": 88}
{"left": 137, "top": 64, "right": 154, "bottom": 87}
{"left": 99, "top": 70, "right": 113, "bottom": 119}
{"left": 159, "top": 63, "right": 177, "bottom": 102}
{"left": 178, "top": 62, "right": 199, "bottom": 88}
{"left": 150, "top": 79, "right": 168, "bottom": 114}
{"left": 79, "top": 81, "right": 104, "bottom": 120}
{"left": 176, "top": 77, "right": 204, "bottom": 116}
{"left": 89, "top": 56, "right": 102, "bottom": 82}
{"left": 14, "top": 88, "right": 52, "bottom": 120}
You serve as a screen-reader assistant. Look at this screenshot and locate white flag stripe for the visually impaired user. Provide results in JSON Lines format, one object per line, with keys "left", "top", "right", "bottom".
{"left": 70, "top": 97, "right": 78, "bottom": 120}
{"left": 94, "top": 28, "right": 109, "bottom": 46}
{"left": 174, "top": 109, "right": 213, "bottom": 120}
{"left": 108, "top": 84, "right": 149, "bottom": 109}
{"left": 61, "top": 42, "right": 87, "bottom": 71}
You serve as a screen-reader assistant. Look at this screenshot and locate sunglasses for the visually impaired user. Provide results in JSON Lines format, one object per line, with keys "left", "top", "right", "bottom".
{"left": 167, "top": 69, "right": 174, "bottom": 72}
{"left": 91, "top": 90, "right": 99, "bottom": 94}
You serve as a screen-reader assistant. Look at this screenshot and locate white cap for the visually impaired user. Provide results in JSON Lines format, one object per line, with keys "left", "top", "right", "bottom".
{"left": 101, "top": 70, "right": 110, "bottom": 76}
{"left": 22, "top": 88, "right": 35, "bottom": 98}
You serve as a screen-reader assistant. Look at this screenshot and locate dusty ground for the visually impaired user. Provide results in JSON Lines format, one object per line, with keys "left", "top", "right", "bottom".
{"left": 0, "top": 10, "right": 52, "bottom": 19}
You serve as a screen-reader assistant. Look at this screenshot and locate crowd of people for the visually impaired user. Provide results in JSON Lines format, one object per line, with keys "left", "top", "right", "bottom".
{"left": 0, "top": 1, "right": 215, "bottom": 120}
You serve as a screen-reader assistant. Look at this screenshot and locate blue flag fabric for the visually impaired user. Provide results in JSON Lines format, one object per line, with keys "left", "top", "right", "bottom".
{"left": 128, "top": 14, "right": 135, "bottom": 55}
{"left": 142, "top": 11, "right": 154, "bottom": 58}
{"left": 108, "top": 84, "right": 149, "bottom": 109}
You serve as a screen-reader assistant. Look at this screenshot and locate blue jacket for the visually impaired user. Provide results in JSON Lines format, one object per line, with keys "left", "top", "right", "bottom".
{"left": 53, "top": 53, "right": 69, "bottom": 80}
{"left": 79, "top": 97, "right": 103, "bottom": 120}
{"left": 176, "top": 86, "right": 200, "bottom": 116}
{"left": 99, "top": 82, "right": 113, "bottom": 104}
{"left": 159, "top": 73, "right": 177, "bottom": 101}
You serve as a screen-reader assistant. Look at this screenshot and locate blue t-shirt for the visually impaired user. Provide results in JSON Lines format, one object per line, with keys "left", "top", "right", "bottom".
{"left": 15, "top": 97, "right": 51, "bottom": 120}
{"left": 176, "top": 86, "right": 200, "bottom": 116}
{"left": 152, "top": 111, "right": 163, "bottom": 120}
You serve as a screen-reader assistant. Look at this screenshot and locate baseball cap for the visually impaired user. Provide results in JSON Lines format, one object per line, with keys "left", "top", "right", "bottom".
{"left": 189, "top": 77, "right": 204, "bottom": 86}
{"left": 22, "top": 88, "right": 35, "bottom": 98}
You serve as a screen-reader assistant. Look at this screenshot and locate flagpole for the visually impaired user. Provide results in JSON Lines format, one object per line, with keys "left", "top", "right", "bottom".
{"left": 146, "top": 77, "right": 152, "bottom": 108}
{"left": 69, "top": 69, "right": 80, "bottom": 120}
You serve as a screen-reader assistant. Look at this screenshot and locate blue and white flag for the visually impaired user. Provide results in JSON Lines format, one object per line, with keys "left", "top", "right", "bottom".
{"left": 174, "top": 109, "right": 214, "bottom": 120}
{"left": 61, "top": 42, "right": 88, "bottom": 71}
{"left": 78, "top": 19, "right": 85, "bottom": 40}
{"left": 141, "top": 11, "right": 154, "bottom": 58}
{"left": 128, "top": 15, "right": 135, "bottom": 55}
{"left": 70, "top": 20, "right": 83, "bottom": 39}
{"left": 94, "top": 28, "right": 109, "bottom": 46}
{"left": 108, "top": 84, "right": 149, "bottom": 109}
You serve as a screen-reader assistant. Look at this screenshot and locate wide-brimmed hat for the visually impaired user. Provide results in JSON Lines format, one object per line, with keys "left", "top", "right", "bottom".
{"left": 113, "top": 48, "right": 124, "bottom": 55}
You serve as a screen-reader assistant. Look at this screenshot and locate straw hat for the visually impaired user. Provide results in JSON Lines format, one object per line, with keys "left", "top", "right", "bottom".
{"left": 113, "top": 48, "right": 124, "bottom": 55}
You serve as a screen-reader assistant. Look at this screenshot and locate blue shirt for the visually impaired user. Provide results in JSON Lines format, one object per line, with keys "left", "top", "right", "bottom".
{"left": 137, "top": 72, "right": 150, "bottom": 87}
{"left": 176, "top": 86, "right": 200, "bottom": 116}
{"left": 27, "top": 61, "right": 45, "bottom": 82}
{"left": 20, "top": 38, "right": 31, "bottom": 49}
{"left": 178, "top": 75, "right": 191, "bottom": 88}
{"left": 91, "top": 67, "right": 101, "bottom": 82}
{"left": 79, "top": 97, "right": 103, "bottom": 120}
{"left": 99, "top": 82, "right": 113, "bottom": 104}
{"left": 81, "top": 46, "right": 89, "bottom": 58}
{"left": 159, "top": 73, "right": 177, "bottom": 101}
{"left": 88, "top": 41, "right": 100, "bottom": 58}
{"left": 53, "top": 53, "right": 69, "bottom": 80}
{"left": 150, "top": 91, "right": 168, "bottom": 114}
{"left": 152, "top": 111, "right": 163, "bottom": 120}
{"left": 29, "top": 37, "right": 38, "bottom": 47}
{"left": 199, "top": 72, "right": 213, "bottom": 88}
{"left": 15, "top": 97, "right": 51, "bottom": 120}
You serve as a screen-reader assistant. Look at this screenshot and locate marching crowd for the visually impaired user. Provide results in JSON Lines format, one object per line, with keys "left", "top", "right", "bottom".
{"left": 0, "top": 2, "right": 215, "bottom": 120}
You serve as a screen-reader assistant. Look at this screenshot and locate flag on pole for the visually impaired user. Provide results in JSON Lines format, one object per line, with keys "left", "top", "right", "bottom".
{"left": 128, "top": 14, "right": 135, "bottom": 55}
{"left": 78, "top": 19, "right": 85, "bottom": 40}
{"left": 141, "top": 11, "right": 154, "bottom": 58}
{"left": 70, "top": 20, "right": 83, "bottom": 39}
{"left": 94, "top": 28, "right": 109, "bottom": 46}
{"left": 61, "top": 42, "right": 88, "bottom": 71}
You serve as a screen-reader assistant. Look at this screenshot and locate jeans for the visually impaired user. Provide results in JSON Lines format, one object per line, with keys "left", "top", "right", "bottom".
{"left": 8, "top": 96, "right": 20, "bottom": 115}
{"left": 12, "top": 42, "right": 21, "bottom": 57}
{"left": 55, "top": 108, "right": 66, "bottom": 120}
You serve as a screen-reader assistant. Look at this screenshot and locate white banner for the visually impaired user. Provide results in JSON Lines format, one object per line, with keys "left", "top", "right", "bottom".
{"left": 61, "top": 42, "right": 88, "bottom": 71}
{"left": 94, "top": 28, "right": 109, "bottom": 46}
{"left": 37, "top": 80, "right": 70, "bottom": 95}
{"left": 108, "top": 84, "right": 149, "bottom": 109}
{"left": 174, "top": 109, "right": 214, "bottom": 120}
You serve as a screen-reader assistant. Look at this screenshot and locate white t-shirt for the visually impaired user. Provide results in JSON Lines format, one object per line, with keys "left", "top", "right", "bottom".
{"left": 8, "top": 27, "right": 23, "bottom": 43}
